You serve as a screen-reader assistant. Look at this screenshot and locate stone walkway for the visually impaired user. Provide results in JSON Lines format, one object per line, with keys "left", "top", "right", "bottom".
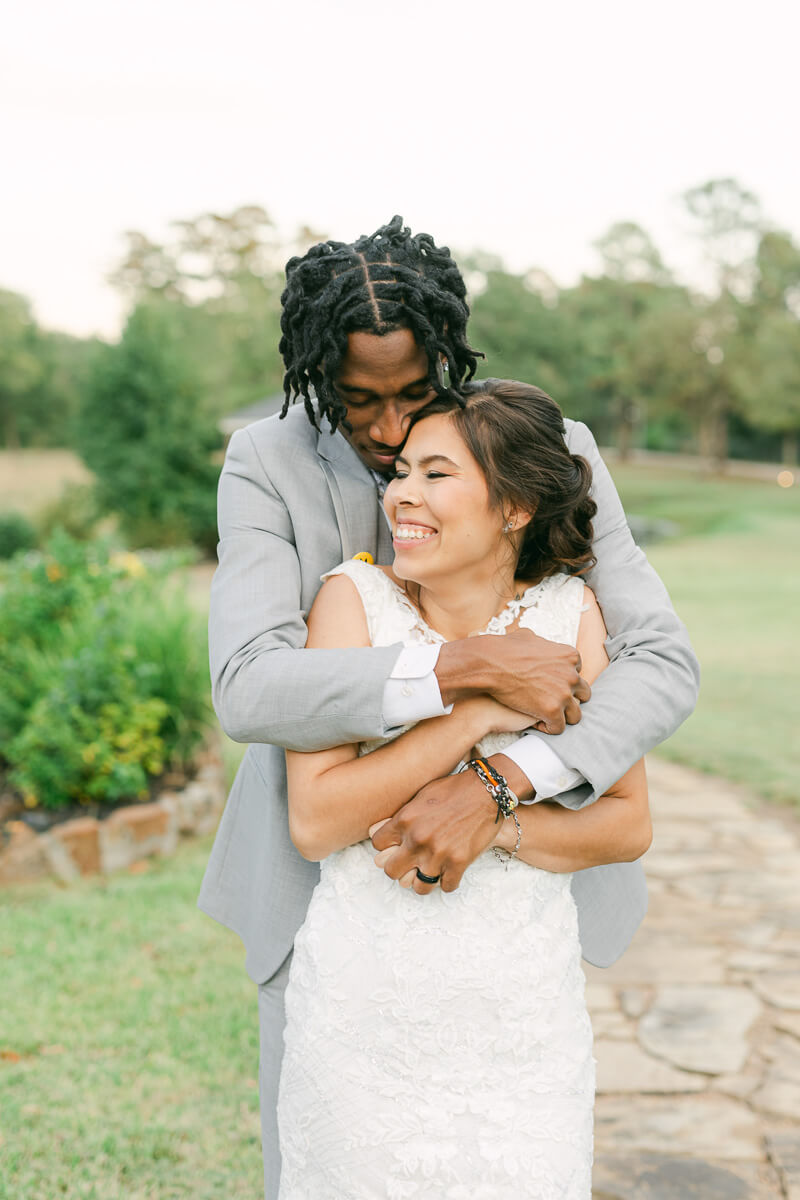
{"left": 588, "top": 757, "right": 800, "bottom": 1199}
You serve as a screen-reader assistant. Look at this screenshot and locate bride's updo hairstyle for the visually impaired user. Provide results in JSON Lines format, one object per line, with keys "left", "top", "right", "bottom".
{"left": 408, "top": 378, "right": 597, "bottom": 581}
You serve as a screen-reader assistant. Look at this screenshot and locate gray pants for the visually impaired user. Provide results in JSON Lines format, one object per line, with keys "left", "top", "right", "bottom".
{"left": 257, "top": 951, "right": 292, "bottom": 1200}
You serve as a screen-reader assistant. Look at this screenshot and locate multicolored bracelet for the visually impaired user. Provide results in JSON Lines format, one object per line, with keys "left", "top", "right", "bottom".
{"left": 464, "top": 757, "right": 522, "bottom": 862}
{"left": 465, "top": 757, "right": 520, "bottom": 822}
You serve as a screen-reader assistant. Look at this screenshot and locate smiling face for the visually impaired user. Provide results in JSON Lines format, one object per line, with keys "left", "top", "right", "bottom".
{"left": 333, "top": 328, "right": 437, "bottom": 475}
{"left": 384, "top": 412, "right": 522, "bottom": 589}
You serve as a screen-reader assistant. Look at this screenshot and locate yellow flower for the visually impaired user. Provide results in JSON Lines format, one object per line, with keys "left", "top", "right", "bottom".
{"left": 45, "top": 563, "right": 63, "bottom": 582}
{"left": 111, "top": 551, "right": 146, "bottom": 578}
{"left": 23, "top": 793, "right": 38, "bottom": 809}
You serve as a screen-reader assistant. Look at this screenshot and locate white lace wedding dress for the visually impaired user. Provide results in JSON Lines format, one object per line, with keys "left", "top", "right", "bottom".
{"left": 277, "top": 560, "right": 595, "bottom": 1199}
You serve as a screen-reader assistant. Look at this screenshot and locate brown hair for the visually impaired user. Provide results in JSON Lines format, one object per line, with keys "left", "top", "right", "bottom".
{"left": 407, "top": 378, "right": 597, "bottom": 581}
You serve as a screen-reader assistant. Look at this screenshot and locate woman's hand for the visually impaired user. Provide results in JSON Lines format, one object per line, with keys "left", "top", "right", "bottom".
{"left": 370, "top": 818, "right": 418, "bottom": 889}
{"left": 458, "top": 695, "right": 533, "bottom": 738}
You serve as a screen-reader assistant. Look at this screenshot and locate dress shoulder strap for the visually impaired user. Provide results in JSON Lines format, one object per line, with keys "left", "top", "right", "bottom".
{"left": 518, "top": 574, "right": 587, "bottom": 648}
{"left": 320, "top": 559, "right": 400, "bottom": 644}
{"left": 321, "top": 559, "right": 444, "bottom": 649}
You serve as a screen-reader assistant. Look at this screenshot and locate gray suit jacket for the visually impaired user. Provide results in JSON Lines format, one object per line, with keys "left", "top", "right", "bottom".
{"left": 198, "top": 405, "right": 699, "bottom": 981}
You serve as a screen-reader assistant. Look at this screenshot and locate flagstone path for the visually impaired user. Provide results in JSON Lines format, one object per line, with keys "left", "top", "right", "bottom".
{"left": 589, "top": 757, "right": 800, "bottom": 1199}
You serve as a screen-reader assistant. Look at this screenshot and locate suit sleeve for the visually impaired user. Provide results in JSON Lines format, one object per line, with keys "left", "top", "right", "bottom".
{"left": 529, "top": 422, "right": 700, "bottom": 807}
{"left": 209, "top": 427, "right": 402, "bottom": 751}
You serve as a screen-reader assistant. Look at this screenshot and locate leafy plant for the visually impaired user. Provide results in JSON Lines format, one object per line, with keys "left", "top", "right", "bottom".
{"left": 0, "top": 531, "right": 211, "bottom": 811}
{"left": 0, "top": 511, "right": 37, "bottom": 559}
{"left": 36, "top": 482, "right": 104, "bottom": 542}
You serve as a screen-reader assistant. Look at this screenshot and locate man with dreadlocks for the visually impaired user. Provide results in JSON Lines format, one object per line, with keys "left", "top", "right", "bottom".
{"left": 199, "top": 217, "right": 698, "bottom": 1198}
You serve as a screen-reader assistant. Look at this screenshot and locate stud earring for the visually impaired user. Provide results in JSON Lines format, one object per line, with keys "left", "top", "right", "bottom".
{"left": 503, "top": 519, "right": 514, "bottom": 533}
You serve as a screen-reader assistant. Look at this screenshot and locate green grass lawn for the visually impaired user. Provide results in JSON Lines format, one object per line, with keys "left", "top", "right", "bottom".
{"left": 0, "top": 456, "right": 797, "bottom": 1198}
{"left": 609, "top": 464, "right": 800, "bottom": 803}
{"left": 0, "top": 838, "right": 262, "bottom": 1199}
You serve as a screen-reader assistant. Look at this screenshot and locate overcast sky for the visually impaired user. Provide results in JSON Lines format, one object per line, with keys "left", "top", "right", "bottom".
{"left": 4, "top": 0, "right": 798, "bottom": 339}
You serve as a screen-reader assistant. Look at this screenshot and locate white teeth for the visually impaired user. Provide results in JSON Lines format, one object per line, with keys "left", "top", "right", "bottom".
{"left": 396, "top": 526, "right": 435, "bottom": 541}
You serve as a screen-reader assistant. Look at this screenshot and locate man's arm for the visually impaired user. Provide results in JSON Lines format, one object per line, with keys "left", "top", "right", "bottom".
{"left": 517, "top": 421, "right": 700, "bottom": 806}
{"left": 210, "top": 427, "right": 400, "bottom": 751}
{"left": 211, "top": 425, "right": 590, "bottom": 754}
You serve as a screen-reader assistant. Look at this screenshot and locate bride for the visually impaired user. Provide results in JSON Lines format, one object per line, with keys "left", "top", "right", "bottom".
{"left": 277, "top": 379, "right": 650, "bottom": 1199}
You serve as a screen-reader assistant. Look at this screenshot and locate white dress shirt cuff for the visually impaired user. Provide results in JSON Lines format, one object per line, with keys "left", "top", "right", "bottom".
{"left": 501, "top": 733, "right": 585, "bottom": 801}
{"left": 382, "top": 644, "right": 452, "bottom": 726}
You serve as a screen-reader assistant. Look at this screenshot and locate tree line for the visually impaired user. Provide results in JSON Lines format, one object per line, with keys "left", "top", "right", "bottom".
{"left": 2, "top": 179, "right": 799, "bottom": 471}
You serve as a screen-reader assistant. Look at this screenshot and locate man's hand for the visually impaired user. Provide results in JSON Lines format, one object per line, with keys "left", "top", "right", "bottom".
{"left": 435, "top": 628, "right": 590, "bottom": 734}
{"left": 371, "top": 755, "right": 531, "bottom": 894}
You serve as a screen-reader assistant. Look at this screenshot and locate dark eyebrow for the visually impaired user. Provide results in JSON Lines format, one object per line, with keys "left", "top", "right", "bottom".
{"left": 395, "top": 453, "right": 460, "bottom": 469}
{"left": 336, "top": 375, "right": 430, "bottom": 396}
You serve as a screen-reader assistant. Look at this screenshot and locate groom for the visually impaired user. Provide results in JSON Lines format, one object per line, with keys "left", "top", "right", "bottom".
{"left": 198, "top": 217, "right": 699, "bottom": 1198}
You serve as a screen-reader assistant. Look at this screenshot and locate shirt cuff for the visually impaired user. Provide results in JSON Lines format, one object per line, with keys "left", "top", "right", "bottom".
{"left": 382, "top": 644, "right": 452, "bottom": 727}
{"left": 501, "top": 733, "right": 585, "bottom": 801}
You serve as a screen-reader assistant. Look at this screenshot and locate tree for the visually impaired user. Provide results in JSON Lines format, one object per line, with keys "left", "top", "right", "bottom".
{"left": 680, "top": 178, "right": 766, "bottom": 465}
{"left": 76, "top": 302, "right": 219, "bottom": 552}
{"left": 559, "top": 271, "right": 686, "bottom": 457}
{"left": 629, "top": 301, "right": 739, "bottom": 460}
{"left": 0, "top": 290, "right": 44, "bottom": 447}
{"left": 752, "top": 230, "right": 800, "bottom": 315}
{"left": 28, "top": 330, "right": 98, "bottom": 447}
{"left": 108, "top": 206, "right": 324, "bottom": 416}
{"left": 468, "top": 266, "right": 571, "bottom": 404}
{"left": 730, "top": 311, "right": 800, "bottom": 464}
{"left": 110, "top": 206, "right": 294, "bottom": 304}
{"left": 593, "top": 221, "right": 672, "bottom": 286}
{"left": 683, "top": 178, "right": 763, "bottom": 299}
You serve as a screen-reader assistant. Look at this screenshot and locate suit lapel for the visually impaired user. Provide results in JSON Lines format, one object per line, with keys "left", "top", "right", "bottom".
{"left": 317, "top": 422, "right": 381, "bottom": 561}
{"left": 376, "top": 507, "right": 394, "bottom": 563}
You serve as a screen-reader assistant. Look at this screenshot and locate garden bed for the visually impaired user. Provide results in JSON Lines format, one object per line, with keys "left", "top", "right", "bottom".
{"left": 0, "top": 743, "right": 225, "bottom": 886}
{"left": 0, "top": 532, "right": 222, "bottom": 884}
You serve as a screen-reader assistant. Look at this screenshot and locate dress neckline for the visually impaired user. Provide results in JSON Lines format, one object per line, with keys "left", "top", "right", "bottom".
{"left": 379, "top": 569, "right": 549, "bottom": 645}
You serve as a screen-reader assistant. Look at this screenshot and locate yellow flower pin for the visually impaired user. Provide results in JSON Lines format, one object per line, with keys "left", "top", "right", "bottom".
{"left": 352, "top": 551, "right": 374, "bottom": 564}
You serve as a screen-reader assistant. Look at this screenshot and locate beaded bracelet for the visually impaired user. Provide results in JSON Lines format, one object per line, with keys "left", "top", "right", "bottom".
{"left": 466, "top": 757, "right": 520, "bottom": 822}
{"left": 463, "top": 757, "right": 522, "bottom": 862}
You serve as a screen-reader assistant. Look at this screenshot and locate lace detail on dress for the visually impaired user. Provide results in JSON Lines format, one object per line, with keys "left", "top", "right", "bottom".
{"left": 279, "top": 560, "right": 594, "bottom": 1198}
{"left": 322, "top": 559, "right": 440, "bottom": 647}
{"left": 322, "top": 559, "right": 586, "bottom": 650}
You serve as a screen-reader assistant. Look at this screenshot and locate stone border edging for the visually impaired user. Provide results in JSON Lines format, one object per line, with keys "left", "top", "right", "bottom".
{"left": 0, "top": 758, "right": 225, "bottom": 886}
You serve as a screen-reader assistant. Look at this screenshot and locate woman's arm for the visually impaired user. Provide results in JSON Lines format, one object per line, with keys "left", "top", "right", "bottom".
{"left": 493, "top": 587, "right": 651, "bottom": 871}
{"left": 492, "top": 760, "right": 651, "bottom": 870}
{"left": 286, "top": 575, "right": 528, "bottom": 861}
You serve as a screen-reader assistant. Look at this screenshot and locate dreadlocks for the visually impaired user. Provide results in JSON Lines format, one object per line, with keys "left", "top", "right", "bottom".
{"left": 278, "top": 215, "right": 483, "bottom": 431}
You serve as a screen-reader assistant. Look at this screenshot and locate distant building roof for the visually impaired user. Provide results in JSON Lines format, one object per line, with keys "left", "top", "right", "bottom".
{"left": 218, "top": 394, "right": 286, "bottom": 437}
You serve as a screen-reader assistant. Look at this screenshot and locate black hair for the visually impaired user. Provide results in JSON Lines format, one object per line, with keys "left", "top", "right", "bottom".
{"left": 407, "top": 379, "right": 597, "bottom": 581}
{"left": 278, "top": 216, "right": 483, "bottom": 431}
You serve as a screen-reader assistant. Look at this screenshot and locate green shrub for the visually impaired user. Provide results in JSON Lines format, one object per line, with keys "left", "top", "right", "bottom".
{"left": 0, "top": 511, "right": 37, "bottom": 559}
{"left": 76, "top": 303, "right": 219, "bottom": 554}
{"left": 36, "top": 481, "right": 104, "bottom": 542}
{"left": 0, "top": 531, "right": 211, "bottom": 811}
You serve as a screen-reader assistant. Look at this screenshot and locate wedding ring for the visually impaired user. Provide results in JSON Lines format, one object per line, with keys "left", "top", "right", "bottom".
{"left": 415, "top": 868, "right": 441, "bottom": 885}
